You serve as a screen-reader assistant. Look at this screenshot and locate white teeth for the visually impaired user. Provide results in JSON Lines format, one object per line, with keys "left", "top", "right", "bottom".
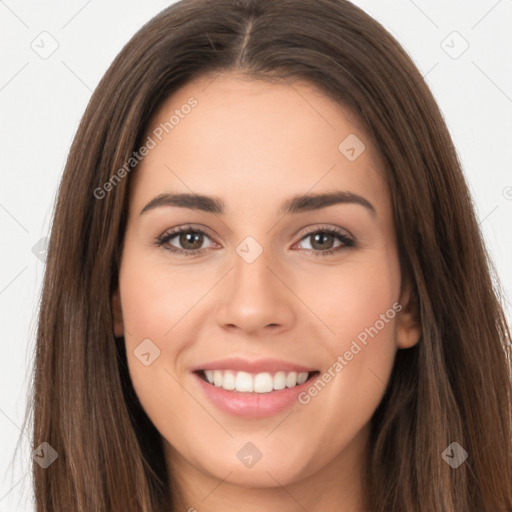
{"left": 222, "top": 370, "right": 236, "bottom": 390}
{"left": 286, "top": 371, "right": 297, "bottom": 388}
{"left": 202, "top": 369, "right": 311, "bottom": 393}
{"left": 297, "top": 372, "right": 308, "bottom": 385}
{"left": 273, "top": 371, "right": 286, "bottom": 390}
{"left": 213, "top": 370, "right": 223, "bottom": 387}
{"left": 204, "top": 370, "right": 214, "bottom": 384}
{"left": 235, "top": 371, "right": 253, "bottom": 392}
{"left": 254, "top": 372, "right": 273, "bottom": 393}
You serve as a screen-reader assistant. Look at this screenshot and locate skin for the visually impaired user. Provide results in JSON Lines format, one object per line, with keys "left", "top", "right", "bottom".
{"left": 112, "top": 73, "right": 421, "bottom": 512}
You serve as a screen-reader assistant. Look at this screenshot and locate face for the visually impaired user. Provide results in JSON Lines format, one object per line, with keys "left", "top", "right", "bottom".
{"left": 112, "top": 73, "right": 420, "bottom": 504}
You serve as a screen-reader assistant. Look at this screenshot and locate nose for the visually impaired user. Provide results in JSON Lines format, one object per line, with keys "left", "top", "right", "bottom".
{"left": 215, "top": 245, "right": 296, "bottom": 336}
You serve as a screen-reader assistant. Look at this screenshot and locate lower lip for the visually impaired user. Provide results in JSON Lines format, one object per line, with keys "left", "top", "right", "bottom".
{"left": 192, "top": 371, "right": 319, "bottom": 418}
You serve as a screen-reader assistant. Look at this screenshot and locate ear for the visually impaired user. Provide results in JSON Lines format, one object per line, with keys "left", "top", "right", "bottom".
{"left": 395, "top": 281, "right": 421, "bottom": 349}
{"left": 111, "top": 287, "right": 125, "bottom": 338}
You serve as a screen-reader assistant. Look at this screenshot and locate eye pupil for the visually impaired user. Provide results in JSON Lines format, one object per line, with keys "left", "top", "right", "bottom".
{"left": 180, "top": 231, "right": 203, "bottom": 250}
{"left": 311, "top": 233, "right": 334, "bottom": 250}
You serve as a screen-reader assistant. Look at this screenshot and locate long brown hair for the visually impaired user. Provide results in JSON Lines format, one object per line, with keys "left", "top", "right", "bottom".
{"left": 21, "top": 0, "right": 512, "bottom": 510}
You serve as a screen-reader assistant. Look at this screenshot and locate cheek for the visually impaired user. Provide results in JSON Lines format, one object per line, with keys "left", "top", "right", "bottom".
{"left": 308, "top": 255, "right": 400, "bottom": 350}
{"left": 302, "top": 252, "right": 400, "bottom": 409}
{"left": 118, "top": 250, "right": 209, "bottom": 344}
{"left": 116, "top": 250, "right": 202, "bottom": 401}
{"left": 118, "top": 256, "right": 204, "bottom": 440}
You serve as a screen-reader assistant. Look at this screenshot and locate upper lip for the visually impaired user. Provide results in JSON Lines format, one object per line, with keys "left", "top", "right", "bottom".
{"left": 191, "top": 357, "right": 318, "bottom": 374}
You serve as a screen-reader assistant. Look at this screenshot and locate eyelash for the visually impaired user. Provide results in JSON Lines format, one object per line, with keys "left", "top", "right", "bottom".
{"left": 154, "top": 225, "right": 355, "bottom": 257}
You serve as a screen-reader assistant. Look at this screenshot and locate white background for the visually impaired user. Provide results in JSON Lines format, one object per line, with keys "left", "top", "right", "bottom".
{"left": 1, "top": 0, "right": 511, "bottom": 509}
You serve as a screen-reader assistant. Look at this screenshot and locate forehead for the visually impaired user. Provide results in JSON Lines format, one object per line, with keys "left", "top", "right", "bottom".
{"left": 129, "top": 73, "right": 388, "bottom": 220}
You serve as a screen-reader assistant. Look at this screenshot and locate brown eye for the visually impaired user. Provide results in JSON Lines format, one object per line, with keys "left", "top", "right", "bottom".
{"left": 309, "top": 232, "right": 336, "bottom": 251}
{"left": 296, "top": 228, "right": 355, "bottom": 257}
{"left": 156, "top": 227, "right": 215, "bottom": 256}
{"left": 177, "top": 231, "right": 205, "bottom": 251}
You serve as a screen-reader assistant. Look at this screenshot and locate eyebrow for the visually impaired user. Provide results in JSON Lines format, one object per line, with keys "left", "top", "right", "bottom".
{"left": 139, "top": 191, "right": 377, "bottom": 217}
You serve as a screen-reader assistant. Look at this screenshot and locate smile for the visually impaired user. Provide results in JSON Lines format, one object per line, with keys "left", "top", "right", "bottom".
{"left": 193, "top": 369, "right": 321, "bottom": 418}
{"left": 198, "top": 369, "right": 318, "bottom": 393}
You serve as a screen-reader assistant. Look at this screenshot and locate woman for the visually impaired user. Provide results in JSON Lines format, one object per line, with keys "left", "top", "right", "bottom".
{"left": 25, "top": 0, "right": 512, "bottom": 510}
